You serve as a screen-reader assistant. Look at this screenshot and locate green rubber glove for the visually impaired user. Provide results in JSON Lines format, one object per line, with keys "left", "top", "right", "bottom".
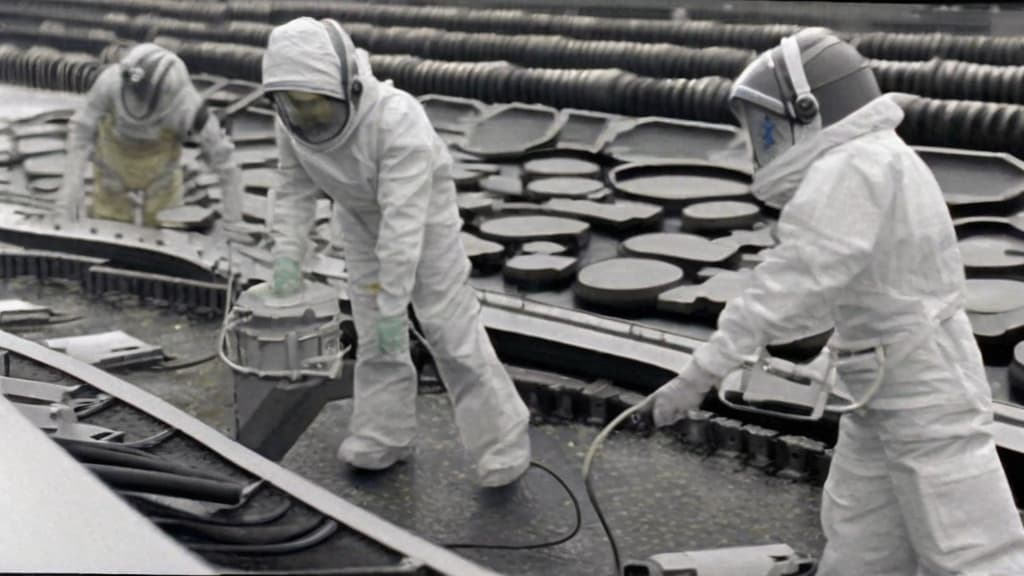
{"left": 377, "top": 314, "right": 408, "bottom": 354}
{"left": 272, "top": 257, "right": 302, "bottom": 296}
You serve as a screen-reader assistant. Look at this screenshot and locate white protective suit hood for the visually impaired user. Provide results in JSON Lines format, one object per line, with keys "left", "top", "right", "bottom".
{"left": 751, "top": 94, "right": 904, "bottom": 209}
{"left": 117, "top": 43, "right": 197, "bottom": 124}
{"left": 691, "top": 77, "right": 1024, "bottom": 575}
{"left": 262, "top": 17, "right": 379, "bottom": 150}
{"left": 263, "top": 18, "right": 531, "bottom": 486}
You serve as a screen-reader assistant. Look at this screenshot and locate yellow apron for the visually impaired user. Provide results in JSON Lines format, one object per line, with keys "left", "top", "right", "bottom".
{"left": 91, "top": 115, "right": 184, "bottom": 227}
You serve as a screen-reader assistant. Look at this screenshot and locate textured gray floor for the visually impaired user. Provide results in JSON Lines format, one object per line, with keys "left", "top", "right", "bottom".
{"left": 3, "top": 275, "right": 826, "bottom": 576}
{"left": 2, "top": 277, "right": 235, "bottom": 436}
{"left": 282, "top": 398, "right": 826, "bottom": 575}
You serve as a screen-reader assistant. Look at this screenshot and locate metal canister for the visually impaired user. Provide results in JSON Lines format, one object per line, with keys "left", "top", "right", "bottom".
{"left": 222, "top": 281, "right": 348, "bottom": 461}
{"left": 225, "top": 282, "right": 343, "bottom": 380}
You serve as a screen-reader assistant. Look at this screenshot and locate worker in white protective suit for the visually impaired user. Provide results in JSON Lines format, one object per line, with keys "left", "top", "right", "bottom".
{"left": 56, "top": 44, "right": 247, "bottom": 235}
{"left": 261, "top": 18, "right": 531, "bottom": 487}
{"left": 651, "top": 29, "right": 1024, "bottom": 575}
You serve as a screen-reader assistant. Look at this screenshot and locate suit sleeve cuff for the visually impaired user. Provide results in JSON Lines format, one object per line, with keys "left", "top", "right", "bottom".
{"left": 691, "top": 343, "right": 742, "bottom": 383}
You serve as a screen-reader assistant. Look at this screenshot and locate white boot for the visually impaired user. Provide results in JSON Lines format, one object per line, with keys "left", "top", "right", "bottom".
{"left": 337, "top": 435, "right": 413, "bottom": 471}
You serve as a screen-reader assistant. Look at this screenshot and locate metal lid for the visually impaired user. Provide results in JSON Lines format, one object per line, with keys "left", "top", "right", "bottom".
{"left": 235, "top": 281, "right": 340, "bottom": 320}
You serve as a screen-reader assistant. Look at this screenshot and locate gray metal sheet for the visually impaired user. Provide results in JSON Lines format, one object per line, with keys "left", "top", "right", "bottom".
{"left": 0, "top": 396, "right": 213, "bottom": 574}
{"left": 45, "top": 330, "right": 165, "bottom": 369}
{"left": 0, "top": 374, "right": 76, "bottom": 403}
{"left": 0, "top": 298, "right": 52, "bottom": 324}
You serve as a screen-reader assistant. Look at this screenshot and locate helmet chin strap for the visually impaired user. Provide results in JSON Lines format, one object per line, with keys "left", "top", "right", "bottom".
{"left": 320, "top": 18, "right": 362, "bottom": 101}
{"left": 120, "top": 48, "right": 176, "bottom": 121}
{"left": 780, "top": 36, "right": 822, "bottom": 132}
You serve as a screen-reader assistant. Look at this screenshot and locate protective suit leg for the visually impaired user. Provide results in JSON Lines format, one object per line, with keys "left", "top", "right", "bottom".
{"left": 141, "top": 167, "right": 184, "bottom": 227}
{"left": 411, "top": 225, "right": 531, "bottom": 487}
{"left": 329, "top": 202, "right": 345, "bottom": 255}
{"left": 819, "top": 313, "right": 1024, "bottom": 575}
{"left": 90, "top": 165, "right": 183, "bottom": 227}
{"left": 90, "top": 165, "right": 133, "bottom": 224}
{"left": 338, "top": 254, "right": 417, "bottom": 470}
{"left": 91, "top": 115, "right": 183, "bottom": 226}
{"left": 818, "top": 412, "right": 918, "bottom": 575}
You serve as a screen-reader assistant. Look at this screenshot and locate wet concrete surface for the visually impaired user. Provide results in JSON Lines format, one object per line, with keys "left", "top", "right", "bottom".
{"left": 2, "top": 275, "right": 827, "bottom": 576}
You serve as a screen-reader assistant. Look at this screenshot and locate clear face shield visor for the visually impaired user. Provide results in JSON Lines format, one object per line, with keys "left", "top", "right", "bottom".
{"left": 731, "top": 98, "right": 795, "bottom": 171}
{"left": 729, "top": 35, "right": 817, "bottom": 172}
{"left": 271, "top": 91, "right": 350, "bottom": 145}
{"left": 121, "top": 57, "right": 175, "bottom": 120}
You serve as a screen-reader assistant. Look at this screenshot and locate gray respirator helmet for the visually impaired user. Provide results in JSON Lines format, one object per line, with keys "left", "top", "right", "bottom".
{"left": 120, "top": 44, "right": 183, "bottom": 121}
{"left": 728, "top": 28, "right": 881, "bottom": 169}
{"left": 271, "top": 19, "right": 361, "bottom": 145}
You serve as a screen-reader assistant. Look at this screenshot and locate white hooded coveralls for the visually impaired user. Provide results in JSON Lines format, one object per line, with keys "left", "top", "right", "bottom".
{"left": 262, "top": 18, "right": 530, "bottom": 484}
{"left": 693, "top": 95, "right": 1024, "bottom": 575}
{"left": 59, "top": 44, "right": 244, "bottom": 226}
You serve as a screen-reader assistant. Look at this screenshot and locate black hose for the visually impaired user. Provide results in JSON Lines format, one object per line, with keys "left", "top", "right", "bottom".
{"left": 442, "top": 461, "right": 582, "bottom": 551}
{"left": 582, "top": 402, "right": 654, "bottom": 574}
{"left": 155, "top": 510, "right": 323, "bottom": 545}
{"left": 122, "top": 428, "right": 177, "bottom": 448}
{"left": 128, "top": 494, "right": 291, "bottom": 526}
{"left": 585, "top": 458, "right": 622, "bottom": 574}
{"left": 63, "top": 441, "right": 237, "bottom": 482}
{"left": 187, "top": 519, "right": 339, "bottom": 554}
{"left": 86, "top": 464, "right": 246, "bottom": 504}
{"left": 54, "top": 436, "right": 156, "bottom": 457}
{"left": 152, "top": 352, "right": 218, "bottom": 371}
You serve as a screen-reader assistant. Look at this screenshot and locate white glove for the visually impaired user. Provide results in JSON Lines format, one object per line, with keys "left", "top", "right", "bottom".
{"left": 56, "top": 142, "right": 88, "bottom": 223}
{"left": 652, "top": 359, "right": 721, "bottom": 428}
{"left": 54, "top": 186, "right": 81, "bottom": 222}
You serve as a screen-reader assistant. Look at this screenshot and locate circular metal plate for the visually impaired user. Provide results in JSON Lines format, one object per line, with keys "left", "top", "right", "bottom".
{"left": 574, "top": 257, "right": 685, "bottom": 311}
{"left": 681, "top": 200, "right": 761, "bottom": 233}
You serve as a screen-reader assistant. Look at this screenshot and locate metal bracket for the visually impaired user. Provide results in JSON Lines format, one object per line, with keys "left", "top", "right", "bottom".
{"left": 0, "top": 299, "right": 54, "bottom": 325}
{"left": 0, "top": 375, "right": 78, "bottom": 403}
{"left": 11, "top": 401, "right": 124, "bottom": 442}
{"left": 45, "top": 330, "right": 166, "bottom": 370}
{"left": 623, "top": 543, "right": 809, "bottom": 576}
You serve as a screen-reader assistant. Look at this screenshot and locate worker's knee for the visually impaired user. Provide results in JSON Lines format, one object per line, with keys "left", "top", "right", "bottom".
{"left": 145, "top": 169, "right": 183, "bottom": 208}
{"left": 413, "top": 282, "right": 478, "bottom": 336}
